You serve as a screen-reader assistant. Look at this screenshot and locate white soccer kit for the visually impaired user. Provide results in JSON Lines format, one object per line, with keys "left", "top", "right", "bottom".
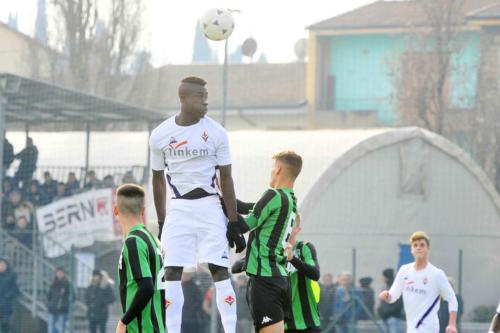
{"left": 497, "top": 299, "right": 500, "bottom": 313}
{"left": 388, "top": 262, "right": 458, "bottom": 333}
{"left": 150, "top": 115, "right": 231, "bottom": 267}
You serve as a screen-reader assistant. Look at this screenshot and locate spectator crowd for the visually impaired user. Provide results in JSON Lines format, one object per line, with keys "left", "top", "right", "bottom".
{"left": 2, "top": 137, "right": 140, "bottom": 248}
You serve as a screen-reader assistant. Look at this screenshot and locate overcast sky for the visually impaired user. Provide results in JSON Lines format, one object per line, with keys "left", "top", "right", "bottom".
{"left": 1, "top": 0, "right": 374, "bottom": 66}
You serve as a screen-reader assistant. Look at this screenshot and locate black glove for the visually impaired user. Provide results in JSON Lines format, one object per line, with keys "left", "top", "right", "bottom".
{"left": 237, "top": 214, "right": 250, "bottom": 233}
{"left": 236, "top": 199, "right": 255, "bottom": 215}
{"left": 220, "top": 197, "right": 255, "bottom": 216}
{"left": 158, "top": 221, "right": 164, "bottom": 240}
{"left": 226, "top": 221, "right": 246, "bottom": 253}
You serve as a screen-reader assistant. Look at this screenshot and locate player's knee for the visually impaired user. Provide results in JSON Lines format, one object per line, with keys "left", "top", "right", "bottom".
{"left": 165, "top": 266, "right": 183, "bottom": 280}
{"left": 208, "top": 264, "right": 229, "bottom": 282}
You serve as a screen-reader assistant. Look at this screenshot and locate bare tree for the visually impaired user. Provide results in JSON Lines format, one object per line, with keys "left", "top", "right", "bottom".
{"left": 45, "top": 0, "right": 148, "bottom": 98}
{"left": 395, "top": 0, "right": 465, "bottom": 135}
{"left": 394, "top": 0, "right": 500, "bottom": 186}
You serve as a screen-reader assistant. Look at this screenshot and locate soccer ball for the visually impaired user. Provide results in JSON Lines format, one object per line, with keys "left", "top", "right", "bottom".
{"left": 201, "top": 8, "right": 235, "bottom": 41}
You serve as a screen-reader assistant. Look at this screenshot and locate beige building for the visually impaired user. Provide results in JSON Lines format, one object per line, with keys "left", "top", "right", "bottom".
{"left": 0, "top": 22, "right": 55, "bottom": 79}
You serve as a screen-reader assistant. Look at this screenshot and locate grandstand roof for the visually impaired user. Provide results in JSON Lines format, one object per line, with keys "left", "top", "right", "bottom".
{"left": 0, "top": 73, "right": 165, "bottom": 126}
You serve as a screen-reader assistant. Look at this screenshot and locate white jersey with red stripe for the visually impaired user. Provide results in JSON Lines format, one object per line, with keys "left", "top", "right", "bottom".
{"left": 149, "top": 115, "right": 230, "bottom": 198}
{"left": 388, "top": 262, "right": 458, "bottom": 333}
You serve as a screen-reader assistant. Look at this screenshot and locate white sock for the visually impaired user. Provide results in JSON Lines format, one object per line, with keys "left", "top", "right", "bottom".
{"left": 164, "top": 281, "right": 184, "bottom": 333}
{"left": 215, "top": 279, "right": 237, "bottom": 333}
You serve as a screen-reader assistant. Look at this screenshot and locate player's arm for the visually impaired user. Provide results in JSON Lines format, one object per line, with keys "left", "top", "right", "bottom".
{"left": 150, "top": 137, "right": 167, "bottom": 238}
{"left": 288, "top": 242, "right": 320, "bottom": 281}
{"left": 219, "top": 165, "right": 247, "bottom": 253}
{"left": 379, "top": 267, "right": 404, "bottom": 303}
{"left": 489, "top": 306, "right": 500, "bottom": 333}
{"left": 438, "top": 272, "right": 458, "bottom": 333}
{"left": 152, "top": 170, "right": 166, "bottom": 230}
{"left": 120, "top": 237, "right": 155, "bottom": 327}
{"left": 244, "top": 189, "right": 279, "bottom": 230}
{"left": 215, "top": 128, "right": 237, "bottom": 221}
{"left": 219, "top": 165, "right": 238, "bottom": 222}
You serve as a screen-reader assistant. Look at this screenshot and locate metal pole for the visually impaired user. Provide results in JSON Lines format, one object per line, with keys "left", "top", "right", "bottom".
{"left": 84, "top": 121, "right": 91, "bottom": 183}
{"left": 0, "top": 88, "right": 6, "bottom": 221}
{"left": 144, "top": 122, "right": 153, "bottom": 185}
{"left": 458, "top": 249, "right": 463, "bottom": 296}
{"left": 25, "top": 122, "right": 30, "bottom": 140}
{"left": 458, "top": 249, "right": 463, "bottom": 332}
{"left": 221, "top": 38, "right": 229, "bottom": 127}
{"left": 210, "top": 287, "right": 218, "bottom": 333}
{"left": 69, "top": 246, "right": 75, "bottom": 333}
{"left": 351, "top": 248, "right": 357, "bottom": 333}
{"left": 32, "top": 222, "right": 38, "bottom": 318}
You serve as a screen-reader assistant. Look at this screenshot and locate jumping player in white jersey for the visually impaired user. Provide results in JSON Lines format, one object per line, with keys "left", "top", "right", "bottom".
{"left": 488, "top": 299, "right": 500, "bottom": 333}
{"left": 150, "top": 76, "right": 246, "bottom": 333}
{"left": 379, "top": 231, "right": 458, "bottom": 333}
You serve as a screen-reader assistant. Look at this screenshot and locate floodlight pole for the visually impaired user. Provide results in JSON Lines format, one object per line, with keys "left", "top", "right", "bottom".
{"left": 0, "top": 86, "right": 6, "bottom": 201}
{"left": 84, "top": 121, "right": 91, "bottom": 183}
{"left": 221, "top": 38, "right": 229, "bottom": 127}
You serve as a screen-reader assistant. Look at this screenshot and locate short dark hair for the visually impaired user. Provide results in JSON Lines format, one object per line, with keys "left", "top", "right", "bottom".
{"left": 116, "top": 184, "right": 145, "bottom": 216}
{"left": 181, "top": 76, "right": 206, "bottom": 86}
{"left": 272, "top": 150, "right": 303, "bottom": 179}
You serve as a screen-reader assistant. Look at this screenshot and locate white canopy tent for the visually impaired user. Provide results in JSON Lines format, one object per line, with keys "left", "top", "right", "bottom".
{"left": 299, "top": 127, "right": 500, "bottom": 316}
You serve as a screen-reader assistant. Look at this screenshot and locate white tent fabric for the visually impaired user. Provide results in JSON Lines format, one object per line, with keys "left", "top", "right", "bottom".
{"left": 300, "top": 127, "right": 500, "bottom": 315}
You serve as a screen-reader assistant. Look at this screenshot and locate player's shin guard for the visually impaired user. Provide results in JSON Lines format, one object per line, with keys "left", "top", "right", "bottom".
{"left": 215, "top": 279, "right": 237, "bottom": 333}
{"left": 164, "top": 281, "right": 184, "bottom": 333}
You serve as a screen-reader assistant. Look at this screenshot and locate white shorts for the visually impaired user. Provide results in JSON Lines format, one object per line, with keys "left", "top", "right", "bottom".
{"left": 161, "top": 195, "right": 230, "bottom": 268}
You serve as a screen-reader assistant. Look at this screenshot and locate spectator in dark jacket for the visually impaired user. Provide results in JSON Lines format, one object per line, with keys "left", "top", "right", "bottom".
{"left": 65, "top": 172, "right": 80, "bottom": 196}
{"left": 85, "top": 270, "right": 115, "bottom": 333}
{"left": 13, "top": 137, "right": 38, "bottom": 189}
{"left": 3, "top": 138, "right": 14, "bottom": 176}
{"left": 53, "top": 183, "right": 68, "bottom": 201}
{"left": 377, "top": 268, "right": 403, "bottom": 333}
{"left": 47, "top": 267, "right": 74, "bottom": 333}
{"left": 1, "top": 189, "right": 33, "bottom": 231}
{"left": 102, "top": 175, "right": 115, "bottom": 188}
{"left": 40, "top": 172, "right": 58, "bottom": 205}
{"left": 181, "top": 272, "right": 204, "bottom": 333}
{"left": 24, "top": 180, "right": 42, "bottom": 207}
{"left": 333, "top": 272, "right": 362, "bottom": 333}
{"left": 2, "top": 177, "right": 16, "bottom": 199}
{"left": 84, "top": 171, "right": 102, "bottom": 190}
{"left": 319, "top": 273, "right": 336, "bottom": 332}
{"left": 358, "top": 277, "right": 375, "bottom": 320}
{"left": 12, "top": 216, "right": 33, "bottom": 249}
{"left": 235, "top": 275, "right": 252, "bottom": 333}
{"left": 0, "top": 257, "right": 19, "bottom": 333}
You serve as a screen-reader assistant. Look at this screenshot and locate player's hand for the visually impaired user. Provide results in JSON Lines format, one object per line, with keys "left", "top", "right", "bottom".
{"left": 378, "top": 290, "right": 391, "bottom": 302}
{"left": 115, "top": 320, "right": 126, "bottom": 333}
{"left": 158, "top": 221, "right": 164, "bottom": 240}
{"left": 226, "top": 222, "right": 246, "bottom": 253}
{"left": 445, "top": 325, "right": 457, "bottom": 333}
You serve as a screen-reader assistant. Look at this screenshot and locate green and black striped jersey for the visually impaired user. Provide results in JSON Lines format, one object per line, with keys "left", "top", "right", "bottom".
{"left": 286, "top": 241, "right": 321, "bottom": 331}
{"left": 244, "top": 188, "right": 298, "bottom": 277}
{"left": 118, "top": 224, "right": 165, "bottom": 333}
